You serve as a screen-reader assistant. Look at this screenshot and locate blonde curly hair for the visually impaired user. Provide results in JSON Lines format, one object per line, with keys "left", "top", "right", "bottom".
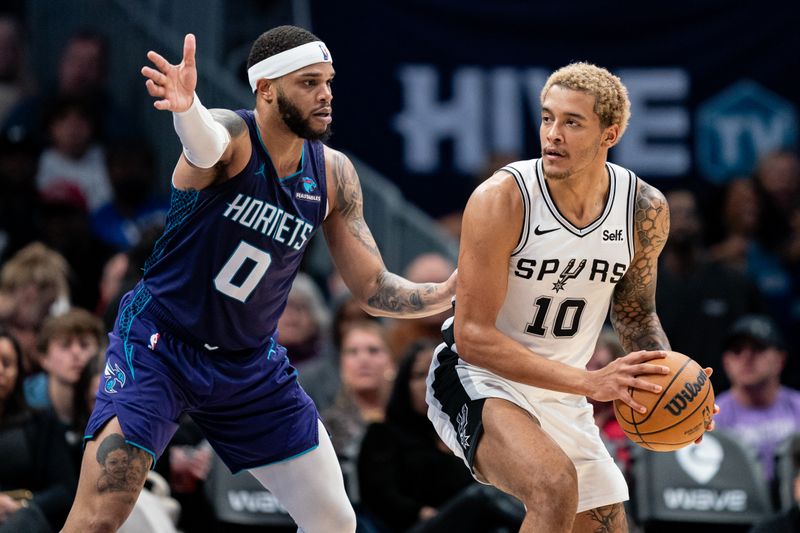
{"left": 540, "top": 62, "right": 631, "bottom": 138}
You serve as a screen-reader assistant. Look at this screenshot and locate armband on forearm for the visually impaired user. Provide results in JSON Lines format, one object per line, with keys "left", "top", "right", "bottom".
{"left": 172, "top": 93, "right": 231, "bottom": 169}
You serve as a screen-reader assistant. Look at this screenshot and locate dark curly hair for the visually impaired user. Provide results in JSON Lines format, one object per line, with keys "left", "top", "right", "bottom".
{"left": 96, "top": 433, "right": 129, "bottom": 464}
{"left": 0, "top": 326, "right": 28, "bottom": 421}
{"left": 385, "top": 339, "right": 440, "bottom": 436}
{"left": 247, "top": 25, "right": 321, "bottom": 70}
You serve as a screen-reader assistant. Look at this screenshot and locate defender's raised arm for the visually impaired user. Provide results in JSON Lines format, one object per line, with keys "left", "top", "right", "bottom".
{"left": 141, "top": 33, "right": 249, "bottom": 190}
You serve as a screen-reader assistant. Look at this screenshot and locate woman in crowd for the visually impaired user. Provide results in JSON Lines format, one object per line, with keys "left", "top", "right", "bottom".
{"left": 0, "top": 327, "right": 76, "bottom": 532}
{"left": 323, "top": 320, "right": 396, "bottom": 501}
{"left": 358, "top": 340, "right": 524, "bottom": 532}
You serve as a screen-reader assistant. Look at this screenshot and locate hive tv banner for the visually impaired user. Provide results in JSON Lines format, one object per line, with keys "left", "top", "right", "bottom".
{"left": 311, "top": 0, "right": 800, "bottom": 215}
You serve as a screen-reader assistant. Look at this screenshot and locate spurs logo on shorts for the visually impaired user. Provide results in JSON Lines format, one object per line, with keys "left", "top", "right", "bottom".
{"left": 457, "top": 404, "right": 471, "bottom": 449}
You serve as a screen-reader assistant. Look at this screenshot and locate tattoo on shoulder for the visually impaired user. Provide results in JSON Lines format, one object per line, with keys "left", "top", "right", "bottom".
{"left": 95, "top": 433, "right": 151, "bottom": 494}
{"left": 633, "top": 181, "right": 670, "bottom": 259}
{"left": 330, "top": 150, "right": 379, "bottom": 256}
{"left": 210, "top": 109, "right": 247, "bottom": 138}
{"left": 611, "top": 180, "right": 671, "bottom": 352}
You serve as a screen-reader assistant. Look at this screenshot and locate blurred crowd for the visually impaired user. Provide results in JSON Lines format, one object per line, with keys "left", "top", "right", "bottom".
{"left": 2, "top": 12, "right": 800, "bottom": 533}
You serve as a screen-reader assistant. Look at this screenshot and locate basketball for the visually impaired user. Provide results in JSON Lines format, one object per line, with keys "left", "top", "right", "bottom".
{"left": 613, "top": 351, "right": 714, "bottom": 452}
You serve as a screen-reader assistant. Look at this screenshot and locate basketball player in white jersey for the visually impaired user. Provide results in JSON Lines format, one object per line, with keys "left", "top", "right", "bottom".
{"left": 426, "top": 63, "right": 716, "bottom": 532}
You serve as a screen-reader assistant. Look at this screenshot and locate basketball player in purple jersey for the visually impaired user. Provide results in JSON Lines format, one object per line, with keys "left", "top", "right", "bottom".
{"left": 62, "top": 26, "right": 455, "bottom": 532}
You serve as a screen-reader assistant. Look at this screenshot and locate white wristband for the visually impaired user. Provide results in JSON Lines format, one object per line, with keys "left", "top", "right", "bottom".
{"left": 172, "top": 93, "right": 231, "bottom": 169}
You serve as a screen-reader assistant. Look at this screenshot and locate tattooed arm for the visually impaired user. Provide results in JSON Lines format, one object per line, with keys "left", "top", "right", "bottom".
{"left": 613, "top": 180, "right": 719, "bottom": 433}
{"left": 142, "top": 37, "right": 251, "bottom": 191}
{"left": 322, "top": 147, "right": 456, "bottom": 318}
{"left": 449, "top": 172, "right": 665, "bottom": 412}
{"left": 611, "top": 180, "right": 671, "bottom": 352}
{"left": 171, "top": 108, "right": 251, "bottom": 191}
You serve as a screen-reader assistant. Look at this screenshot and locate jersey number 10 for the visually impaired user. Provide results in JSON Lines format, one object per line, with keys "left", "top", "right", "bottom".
{"left": 525, "top": 296, "right": 586, "bottom": 338}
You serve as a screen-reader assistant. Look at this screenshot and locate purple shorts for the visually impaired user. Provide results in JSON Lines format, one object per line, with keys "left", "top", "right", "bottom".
{"left": 85, "top": 286, "right": 319, "bottom": 473}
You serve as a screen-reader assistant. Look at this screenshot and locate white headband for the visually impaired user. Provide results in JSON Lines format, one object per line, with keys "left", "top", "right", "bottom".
{"left": 248, "top": 41, "right": 333, "bottom": 92}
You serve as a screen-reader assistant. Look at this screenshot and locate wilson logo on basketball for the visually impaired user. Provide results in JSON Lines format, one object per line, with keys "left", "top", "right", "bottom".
{"left": 663, "top": 370, "right": 708, "bottom": 417}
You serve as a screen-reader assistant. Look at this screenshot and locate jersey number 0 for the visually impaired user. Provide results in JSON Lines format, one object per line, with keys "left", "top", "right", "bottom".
{"left": 214, "top": 241, "right": 272, "bottom": 303}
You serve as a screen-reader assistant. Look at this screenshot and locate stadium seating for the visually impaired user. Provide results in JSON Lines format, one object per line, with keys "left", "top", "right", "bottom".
{"left": 631, "top": 430, "right": 773, "bottom": 529}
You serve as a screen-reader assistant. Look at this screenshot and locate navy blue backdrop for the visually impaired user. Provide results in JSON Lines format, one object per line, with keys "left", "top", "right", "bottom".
{"left": 310, "top": 0, "right": 800, "bottom": 216}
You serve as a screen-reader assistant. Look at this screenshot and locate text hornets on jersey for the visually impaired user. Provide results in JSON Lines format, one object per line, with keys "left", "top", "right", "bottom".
{"left": 223, "top": 193, "right": 314, "bottom": 251}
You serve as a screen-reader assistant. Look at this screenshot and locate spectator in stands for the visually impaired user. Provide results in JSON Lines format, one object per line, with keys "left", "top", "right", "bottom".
{"left": 97, "top": 252, "right": 129, "bottom": 319}
{"left": 325, "top": 267, "right": 350, "bottom": 303}
{"left": 71, "top": 353, "right": 102, "bottom": 439}
{"left": 300, "top": 292, "right": 378, "bottom": 412}
{"left": 90, "top": 140, "right": 167, "bottom": 252}
{"left": 754, "top": 150, "right": 800, "bottom": 369}
{"left": 657, "top": 189, "right": 763, "bottom": 391}
{"left": 387, "top": 253, "right": 454, "bottom": 362}
{"left": 436, "top": 151, "right": 520, "bottom": 243}
{"left": 0, "top": 326, "right": 76, "bottom": 532}
{"left": 67, "top": 354, "right": 103, "bottom": 468}
{"left": 711, "top": 179, "right": 794, "bottom": 330}
{"left": 0, "top": 242, "right": 70, "bottom": 375}
{"left": 715, "top": 315, "right": 800, "bottom": 483}
{"left": 57, "top": 30, "right": 107, "bottom": 96}
{"left": 163, "top": 416, "right": 216, "bottom": 533}
{"left": 0, "top": 130, "right": 39, "bottom": 262}
{"left": 0, "top": 15, "right": 34, "bottom": 126}
{"left": 359, "top": 339, "right": 524, "bottom": 532}
{"left": 331, "top": 293, "right": 377, "bottom": 350}
{"left": 754, "top": 150, "right": 800, "bottom": 254}
{"left": 280, "top": 272, "right": 338, "bottom": 412}
{"left": 37, "top": 179, "right": 116, "bottom": 311}
{"left": 24, "top": 308, "right": 105, "bottom": 410}
{"left": 322, "top": 320, "right": 396, "bottom": 498}
{"left": 711, "top": 179, "right": 763, "bottom": 269}
{"left": 277, "top": 273, "right": 332, "bottom": 371}
{"left": 97, "top": 226, "right": 163, "bottom": 327}
{"left": 3, "top": 29, "right": 136, "bottom": 144}
{"left": 23, "top": 309, "right": 105, "bottom": 470}
{"left": 36, "top": 95, "right": 111, "bottom": 212}
{"left": 750, "top": 446, "right": 800, "bottom": 533}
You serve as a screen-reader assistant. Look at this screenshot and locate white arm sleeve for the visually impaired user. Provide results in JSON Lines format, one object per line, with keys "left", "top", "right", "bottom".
{"left": 172, "top": 93, "right": 231, "bottom": 169}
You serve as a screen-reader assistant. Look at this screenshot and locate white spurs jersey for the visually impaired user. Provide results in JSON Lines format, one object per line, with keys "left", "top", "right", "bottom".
{"left": 493, "top": 158, "right": 637, "bottom": 388}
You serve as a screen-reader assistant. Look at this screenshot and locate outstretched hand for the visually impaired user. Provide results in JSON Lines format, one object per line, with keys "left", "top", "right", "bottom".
{"left": 141, "top": 33, "right": 197, "bottom": 113}
{"left": 587, "top": 350, "right": 670, "bottom": 413}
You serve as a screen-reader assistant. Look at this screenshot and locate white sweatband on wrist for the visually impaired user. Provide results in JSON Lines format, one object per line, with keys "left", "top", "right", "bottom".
{"left": 172, "top": 93, "right": 231, "bottom": 169}
{"left": 247, "top": 41, "right": 332, "bottom": 93}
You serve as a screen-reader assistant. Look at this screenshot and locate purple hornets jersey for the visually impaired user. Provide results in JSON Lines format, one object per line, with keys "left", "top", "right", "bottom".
{"left": 142, "top": 110, "right": 328, "bottom": 351}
